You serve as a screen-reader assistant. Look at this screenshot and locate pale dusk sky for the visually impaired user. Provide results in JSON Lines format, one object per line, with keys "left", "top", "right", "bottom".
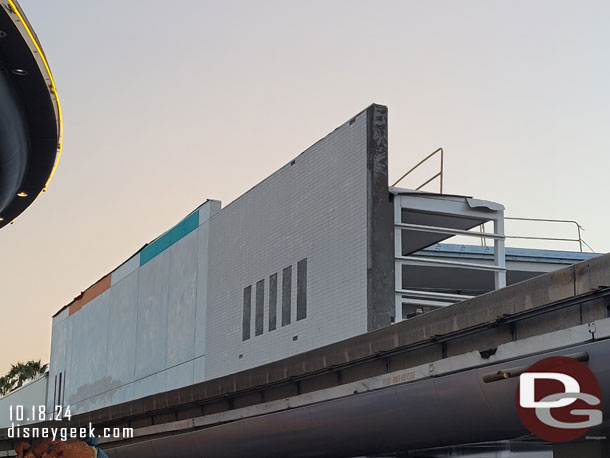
{"left": 1, "top": 0, "right": 609, "bottom": 373}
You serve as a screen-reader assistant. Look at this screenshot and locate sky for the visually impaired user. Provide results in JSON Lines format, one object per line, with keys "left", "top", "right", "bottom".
{"left": 1, "top": 0, "right": 609, "bottom": 375}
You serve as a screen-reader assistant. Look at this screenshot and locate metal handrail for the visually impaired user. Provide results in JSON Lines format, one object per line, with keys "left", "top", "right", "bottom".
{"left": 479, "top": 217, "right": 595, "bottom": 253}
{"left": 392, "top": 147, "right": 444, "bottom": 193}
{"left": 395, "top": 222, "right": 504, "bottom": 239}
{"left": 397, "top": 255, "right": 507, "bottom": 272}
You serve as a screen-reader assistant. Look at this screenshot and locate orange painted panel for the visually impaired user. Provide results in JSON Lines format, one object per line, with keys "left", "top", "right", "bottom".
{"left": 68, "top": 274, "right": 111, "bottom": 315}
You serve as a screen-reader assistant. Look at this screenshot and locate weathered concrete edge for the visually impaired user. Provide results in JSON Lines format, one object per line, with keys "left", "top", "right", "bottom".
{"left": 366, "top": 104, "right": 394, "bottom": 331}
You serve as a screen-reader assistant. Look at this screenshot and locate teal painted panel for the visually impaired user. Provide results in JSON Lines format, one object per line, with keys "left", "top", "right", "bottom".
{"left": 170, "top": 211, "right": 199, "bottom": 244}
{"left": 140, "top": 232, "right": 171, "bottom": 266}
{"left": 140, "top": 210, "right": 199, "bottom": 266}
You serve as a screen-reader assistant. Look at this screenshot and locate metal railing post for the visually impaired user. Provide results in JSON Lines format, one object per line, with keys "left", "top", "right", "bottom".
{"left": 503, "top": 217, "right": 591, "bottom": 253}
{"left": 439, "top": 148, "right": 444, "bottom": 194}
{"left": 392, "top": 148, "right": 444, "bottom": 193}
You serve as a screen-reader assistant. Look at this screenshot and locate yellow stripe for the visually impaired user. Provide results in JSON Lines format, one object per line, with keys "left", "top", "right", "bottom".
{"left": 6, "top": 0, "right": 63, "bottom": 192}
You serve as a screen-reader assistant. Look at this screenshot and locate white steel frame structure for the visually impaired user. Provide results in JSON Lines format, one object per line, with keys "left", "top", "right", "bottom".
{"left": 393, "top": 189, "right": 506, "bottom": 321}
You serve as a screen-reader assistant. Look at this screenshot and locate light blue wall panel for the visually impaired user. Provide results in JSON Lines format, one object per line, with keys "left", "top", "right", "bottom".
{"left": 193, "top": 355, "right": 205, "bottom": 384}
{"left": 135, "top": 250, "right": 170, "bottom": 379}
{"left": 63, "top": 318, "right": 73, "bottom": 408}
{"left": 68, "top": 291, "right": 110, "bottom": 404}
{"left": 167, "top": 230, "right": 198, "bottom": 367}
{"left": 165, "top": 361, "right": 194, "bottom": 392}
{"left": 133, "top": 371, "right": 166, "bottom": 400}
{"left": 0, "top": 376, "right": 48, "bottom": 428}
{"left": 46, "top": 319, "right": 67, "bottom": 411}
{"left": 107, "top": 270, "right": 139, "bottom": 387}
{"left": 111, "top": 254, "right": 139, "bottom": 286}
{"left": 71, "top": 382, "right": 134, "bottom": 415}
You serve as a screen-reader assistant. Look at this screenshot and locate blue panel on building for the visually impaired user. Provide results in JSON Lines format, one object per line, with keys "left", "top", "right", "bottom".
{"left": 170, "top": 211, "right": 199, "bottom": 244}
{"left": 140, "top": 211, "right": 199, "bottom": 266}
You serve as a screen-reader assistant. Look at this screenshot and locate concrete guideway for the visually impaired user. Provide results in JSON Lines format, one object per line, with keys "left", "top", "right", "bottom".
{"left": 102, "top": 339, "right": 610, "bottom": 458}
{"left": 1, "top": 253, "right": 609, "bottom": 457}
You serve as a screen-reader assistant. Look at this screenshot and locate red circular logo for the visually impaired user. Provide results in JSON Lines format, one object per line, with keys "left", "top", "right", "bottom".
{"left": 515, "top": 356, "right": 602, "bottom": 442}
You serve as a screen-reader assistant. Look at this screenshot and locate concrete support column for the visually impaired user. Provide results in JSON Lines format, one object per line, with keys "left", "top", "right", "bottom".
{"left": 553, "top": 440, "right": 610, "bottom": 458}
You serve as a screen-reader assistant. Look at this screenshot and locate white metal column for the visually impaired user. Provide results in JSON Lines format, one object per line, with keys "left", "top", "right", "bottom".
{"left": 493, "top": 211, "right": 506, "bottom": 289}
{"left": 393, "top": 192, "right": 507, "bottom": 322}
{"left": 394, "top": 195, "right": 403, "bottom": 322}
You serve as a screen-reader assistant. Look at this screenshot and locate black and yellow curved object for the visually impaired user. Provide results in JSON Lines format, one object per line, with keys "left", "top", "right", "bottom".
{"left": 0, "top": 0, "right": 61, "bottom": 228}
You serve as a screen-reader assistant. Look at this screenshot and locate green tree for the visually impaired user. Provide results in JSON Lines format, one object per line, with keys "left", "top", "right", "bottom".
{"left": 0, "top": 360, "right": 48, "bottom": 396}
{"left": 0, "top": 376, "right": 12, "bottom": 396}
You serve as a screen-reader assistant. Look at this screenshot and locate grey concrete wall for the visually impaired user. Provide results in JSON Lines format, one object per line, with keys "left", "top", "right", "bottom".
{"left": 205, "top": 106, "right": 384, "bottom": 380}
{"left": 366, "top": 104, "right": 394, "bottom": 331}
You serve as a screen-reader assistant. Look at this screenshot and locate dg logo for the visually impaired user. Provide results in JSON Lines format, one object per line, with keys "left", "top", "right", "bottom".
{"left": 516, "top": 356, "right": 603, "bottom": 442}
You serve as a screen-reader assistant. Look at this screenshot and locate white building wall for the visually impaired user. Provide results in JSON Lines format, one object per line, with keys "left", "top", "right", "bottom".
{"left": 204, "top": 109, "right": 371, "bottom": 379}
{"left": 193, "top": 221, "right": 210, "bottom": 383}
{"left": 45, "top": 105, "right": 386, "bottom": 414}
